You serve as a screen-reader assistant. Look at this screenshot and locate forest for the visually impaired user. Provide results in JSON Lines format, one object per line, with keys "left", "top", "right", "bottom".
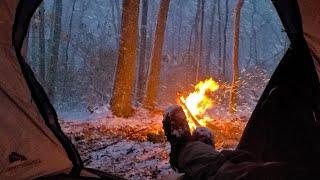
{"left": 25, "top": 0, "right": 289, "bottom": 178}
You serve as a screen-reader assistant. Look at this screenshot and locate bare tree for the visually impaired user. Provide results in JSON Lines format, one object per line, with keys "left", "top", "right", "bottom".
{"left": 47, "top": 0, "right": 62, "bottom": 101}
{"left": 251, "top": 0, "right": 258, "bottom": 65}
{"left": 191, "top": 0, "right": 201, "bottom": 82}
{"left": 111, "top": 0, "right": 120, "bottom": 45}
{"left": 247, "top": 0, "right": 257, "bottom": 67}
{"left": 143, "top": 0, "right": 170, "bottom": 110}
{"left": 206, "top": 0, "right": 217, "bottom": 77}
{"left": 229, "top": 0, "right": 244, "bottom": 113}
{"left": 110, "top": 0, "right": 140, "bottom": 117}
{"left": 38, "top": 3, "right": 46, "bottom": 85}
{"left": 177, "top": 0, "right": 183, "bottom": 63}
{"left": 222, "top": 0, "right": 229, "bottom": 78}
{"left": 170, "top": 3, "right": 176, "bottom": 59}
{"left": 186, "top": 22, "right": 195, "bottom": 84}
{"left": 217, "top": 0, "right": 222, "bottom": 76}
{"left": 187, "top": 22, "right": 195, "bottom": 65}
{"left": 197, "top": 0, "right": 205, "bottom": 80}
{"left": 63, "top": 0, "right": 77, "bottom": 97}
{"left": 136, "top": 0, "right": 149, "bottom": 104}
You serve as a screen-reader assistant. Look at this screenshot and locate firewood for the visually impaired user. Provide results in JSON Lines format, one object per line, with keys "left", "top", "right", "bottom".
{"left": 179, "top": 99, "right": 202, "bottom": 127}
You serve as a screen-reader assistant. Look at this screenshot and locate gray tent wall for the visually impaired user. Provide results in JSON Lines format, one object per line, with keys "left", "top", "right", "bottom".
{"left": 237, "top": 0, "right": 320, "bottom": 167}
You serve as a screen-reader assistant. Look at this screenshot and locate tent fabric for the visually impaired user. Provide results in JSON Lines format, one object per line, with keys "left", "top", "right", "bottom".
{"left": 1, "top": 0, "right": 123, "bottom": 179}
{"left": 0, "top": 0, "right": 73, "bottom": 178}
{"left": 0, "top": 0, "right": 16, "bottom": 46}
{"left": 1, "top": 0, "right": 320, "bottom": 178}
{"left": 298, "top": 0, "right": 320, "bottom": 79}
{"left": 12, "top": 0, "right": 84, "bottom": 174}
{"left": 237, "top": 0, "right": 320, "bottom": 166}
{"left": 298, "top": 0, "right": 320, "bottom": 60}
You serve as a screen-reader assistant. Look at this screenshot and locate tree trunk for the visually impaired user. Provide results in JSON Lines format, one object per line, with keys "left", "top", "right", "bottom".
{"left": 247, "top": 0, "right": 257, "bottom": 68}
{"left": 206, "top": 0, "right": 217, "bottom": 77}
{"left": 197, "top": 0, "right": 205, "bottom": 81}
{"left": 177, "top": 0, "right": 182, "bottom": 63}
{"left": 187, "top": 24, "right": 195, "bottom": 65}
{"left": 217, "top": 0, "right": 222, "bottom": 76}
{"left": 145, "top": 1, "right": 156, "bottom": 86}
{"left": 111, "top": 0, "right": 120, "bottom": 46}
{"left": 186, "top": 24, "right": 195, "bottom": 84}
{"left": 252, "top": 1, "right": 258, "bottom": 65}
{"left": 143, "top": 0, "right": 170, "bottom": 110}
{"left": 136, "top": 0, "right": 149, "bottom": 104}
{"left": 170, "top": 9, "right": 175, "bottom": 59}
{"left": 229, "top": 0, "right": 244, "bottom": 113}
{"left": 114, "top": 0, "right": 121, "bottom": 27}
{"left": 110, "top": 0, "right": 140, "bottom": 117}
{"left": 63, "top": 0, "right": 76, "bottom": 98}
{"left": 47, "top": 0, "right": 62, "bottom": 102}
{"left": 193, "top": 0, "right": 201, "bottom": 82}
{"left": 38, "top": 3, "right": 46, "bottom": 85}
{"left": 222, "top": 0, "right": 229, "bottom": 78}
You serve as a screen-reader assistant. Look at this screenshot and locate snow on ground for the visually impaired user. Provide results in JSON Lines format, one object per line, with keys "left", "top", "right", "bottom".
{"left": 60, "top": 108, "right": 246, "bottom": 179}
{"left": 59, "top": 105, "right": 110, "bottom": 121}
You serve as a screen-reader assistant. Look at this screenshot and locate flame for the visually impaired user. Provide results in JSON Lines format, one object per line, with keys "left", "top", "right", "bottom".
{"left": 179, "top": 78, "right": 220, "bottom": 131}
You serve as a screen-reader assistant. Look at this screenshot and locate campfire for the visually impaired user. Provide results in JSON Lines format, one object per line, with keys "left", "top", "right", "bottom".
{"left": 178, "top": 78, "right": 220, "bottom": 132}
{"left": 177, "top": 78, "right": 246, "bottom": 149}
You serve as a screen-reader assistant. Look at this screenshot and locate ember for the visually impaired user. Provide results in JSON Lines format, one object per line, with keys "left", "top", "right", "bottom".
{"left": 179, "top": 78, "right": 220, "bottom": 131}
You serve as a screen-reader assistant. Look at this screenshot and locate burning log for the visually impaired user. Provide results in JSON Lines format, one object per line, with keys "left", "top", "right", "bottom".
{"left": 178, "top": 78, "right": 220, "bottom": 131}
{"left": 179, "top": 98, "right": 202, "bottom": 127}
{"left": 180, "top": 100, "right": 220, "bottom": 141}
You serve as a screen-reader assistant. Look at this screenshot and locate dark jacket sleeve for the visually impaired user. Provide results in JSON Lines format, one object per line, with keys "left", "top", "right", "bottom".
{"left": 177, "top": 141, "right": 301, "bottom": 180}
{"left": 177, "top": 141, "right": 224, "bottom": 178}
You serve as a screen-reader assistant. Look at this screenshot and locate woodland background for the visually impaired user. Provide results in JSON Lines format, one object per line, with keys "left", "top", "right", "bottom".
{"left": 25, "top": 0, "right": 289, "bottom": 120}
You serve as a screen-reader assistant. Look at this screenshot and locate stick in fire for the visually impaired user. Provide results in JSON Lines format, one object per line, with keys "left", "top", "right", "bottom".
{"left": 179, "top": 98, "right": 202, "bottom": 127}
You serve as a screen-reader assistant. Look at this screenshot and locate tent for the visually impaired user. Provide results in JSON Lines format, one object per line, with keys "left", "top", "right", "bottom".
{"left": 0, "top": 0, "right": 319, "bottom": 179}
{"left": 0, "top": 0, "right": 123, "bottom": 179}
{"left": 237, "top": 0, "right": 320, "bottom": 167}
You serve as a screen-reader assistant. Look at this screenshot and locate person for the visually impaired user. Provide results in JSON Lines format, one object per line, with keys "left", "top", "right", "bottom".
{"left": 162, "top": 105, "right": 319, "bottom": 180}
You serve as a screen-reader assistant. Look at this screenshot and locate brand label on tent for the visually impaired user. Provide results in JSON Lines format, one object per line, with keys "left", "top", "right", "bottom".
{"left": 9, "top": 152, "right": 27, "bottom": 163}
{"left": 0, "top": 152, "right": 41, "bottom": 174}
